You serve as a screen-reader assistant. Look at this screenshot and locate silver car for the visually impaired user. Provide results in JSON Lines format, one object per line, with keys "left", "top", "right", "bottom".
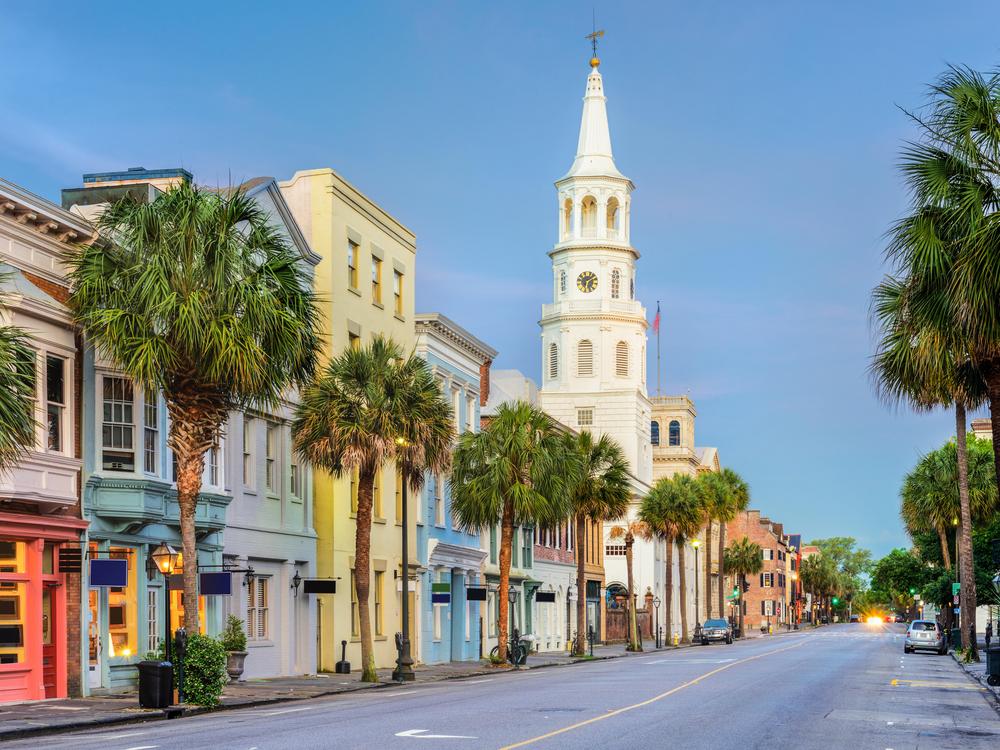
{"left": 904, "top": 620, "right": 947, "bottom": 655}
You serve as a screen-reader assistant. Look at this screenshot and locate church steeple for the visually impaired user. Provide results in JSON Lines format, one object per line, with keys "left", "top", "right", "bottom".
{"left": 564, "top": 62, "right": 624, "bottom": 180}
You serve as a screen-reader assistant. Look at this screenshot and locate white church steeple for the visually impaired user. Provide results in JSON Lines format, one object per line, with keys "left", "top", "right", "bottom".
{"left": 564, "top": 61, "right": 625, "bottom": 180}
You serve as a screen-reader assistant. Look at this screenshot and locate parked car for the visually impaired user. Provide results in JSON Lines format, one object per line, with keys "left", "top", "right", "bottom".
{"left": 904, "top": 620, "right": 947, "bottom": 655}
{"left": 893, "top": 614, "right": 905, "bottom": 624}
{"left": 700, "top": 618, "right": 733, "bottom": 645}
{"left": 849, "top": 614, "right": 860, "bottom": 623}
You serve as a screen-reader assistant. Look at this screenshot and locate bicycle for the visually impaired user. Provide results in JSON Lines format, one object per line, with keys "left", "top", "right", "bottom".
{"left": 490, "top": 627, "right": 528, "bottom": 665}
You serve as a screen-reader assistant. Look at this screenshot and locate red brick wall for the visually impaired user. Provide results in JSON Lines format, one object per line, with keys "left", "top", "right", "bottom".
{"left": 479, "top": 361, "right": 491, "bottom": 407}
{"left": 724, "top": 511, "right": 789, "bottom": 633}
{"left": 534, "top": 522, "right": 575, "bottom": 565}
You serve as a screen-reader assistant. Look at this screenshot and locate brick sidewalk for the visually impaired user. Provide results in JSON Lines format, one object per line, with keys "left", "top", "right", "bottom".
{"left": 0, "top": 641, "right": 673, "bottom": 741}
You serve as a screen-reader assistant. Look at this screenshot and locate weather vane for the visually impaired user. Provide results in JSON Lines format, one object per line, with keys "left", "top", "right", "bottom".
{"left": 585, "top": 13, "right": 604, "bottom": 68}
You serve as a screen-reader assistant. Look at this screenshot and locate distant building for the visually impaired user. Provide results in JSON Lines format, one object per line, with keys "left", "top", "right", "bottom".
{"left": 724, "top": 511, "right": 791, "bottom": 634}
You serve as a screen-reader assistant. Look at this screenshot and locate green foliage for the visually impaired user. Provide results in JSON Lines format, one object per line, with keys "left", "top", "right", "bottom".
{"left": 0, "top": 274, "right": 38, "bottom": 471}
{"left": 181, "top": 633, "right": 228, "bottom": 706}
{"left": 220, "top": 615, "right": 247, "bottom": 653}
{"left": 639, "top": 474, "right": 705, "bottom": 542}
{"left": 723, "top": 536, "right": 764, "bottom": 579}
{"left": 870, "top": 548, "right": 933, "bottom": 599}
{"left": 563, "top": 431, "right": 631, "bottom": 525}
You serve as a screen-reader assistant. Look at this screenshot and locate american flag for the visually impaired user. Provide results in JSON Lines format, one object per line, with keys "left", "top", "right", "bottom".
{"left": 652, "top": 301, "right": 661, "bottom": 333}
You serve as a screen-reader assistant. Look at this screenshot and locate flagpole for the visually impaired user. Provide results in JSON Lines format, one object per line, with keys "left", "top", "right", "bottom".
{"left": 656, "top": 300, "right": 661, "bottom": 396}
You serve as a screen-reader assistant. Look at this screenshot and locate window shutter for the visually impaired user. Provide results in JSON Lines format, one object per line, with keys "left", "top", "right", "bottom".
{"left": 611, "top": 269, "right": 620, "bottom": 299}
{"left": 578, "top": 340, "right": 593, "bottom": 376}
{"left": 759, "top": 573, "right": 764, "bottom": 587}
{"left": 761, "top": 601, "right": 765, "bottom": 616}
{"left": 549, "top": 344, "right": 558, "bottom": 379}
{"left": 615, "top": 341, "right": 628, "bottom": 377}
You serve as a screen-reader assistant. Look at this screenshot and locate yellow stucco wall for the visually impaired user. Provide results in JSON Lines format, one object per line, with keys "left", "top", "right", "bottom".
{"left": 280, "top": 169, "right": 416, "bottom": 671}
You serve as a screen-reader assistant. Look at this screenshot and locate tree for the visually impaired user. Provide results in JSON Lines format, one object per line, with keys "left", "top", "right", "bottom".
{"left": 723, "top": 535, "right": 763, "bottom": 638}
{"left": 808, "top": 537, "right": 872, "bottom": 598}
{"left": 639, "top": 474, "right": 703, "bottom": 644}
{"left": 0, "top": 273, "right": 36, "bottom": 471}
{"left": 68, "top": 182, "right": 320, "bottom": 633}
{"left": 451, "top": 402, "right": 573, "bottom": 663}
{"left": 701, "top": 468, "right": 750, "bottom": 619}
{"left": 870, "top": 548, "right": 934, "bottom": 618}
{"left": 562, "top": 431, "right": 630, "bottom": 656}
{"left": 608, "top": 519, "right": 652, "bottom": 651}
{"left": 294, "top": 335, "right": 452, "bottom": 681}
{"left": 799, "top": 554, "right": 839, "bottom": 623}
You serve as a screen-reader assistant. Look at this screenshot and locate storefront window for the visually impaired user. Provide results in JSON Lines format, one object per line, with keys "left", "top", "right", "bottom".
{"left": 169, "top": 589, "right": 207, "bottom": 635}
{"left": 107, "top": 547, "right": 137, "bottom": 659}
{"left": 0, "top": 540, "right": 26, "bottom": 665}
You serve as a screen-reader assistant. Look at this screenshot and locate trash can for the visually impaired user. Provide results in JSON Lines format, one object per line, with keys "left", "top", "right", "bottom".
{"left": 137, "top": 660, "right": 174, "bottom": 708}
{"left": 950, "top": 628, "right": 962, "bottom": 649}
{"left": 986, "top": 647, "right": 1000, "bottom": 687}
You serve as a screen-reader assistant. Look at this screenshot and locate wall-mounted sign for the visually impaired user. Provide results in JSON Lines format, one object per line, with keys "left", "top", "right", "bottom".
{"left": 303, "top": 579, "right": 337, "bottom": 595}
{"left": 89, "top": 558, "right": 127, "bottom": 587}
{"left": 466, "top": 586, "right": 487, "bottom": 601}
{"left": 431, "top": 582, "right": 451, "bottom": 604}
{"left": 200, "top": 572, "right": 232, "bottom": 595}
{"left": 535, "top": 591, "right": 556, "bottom": 603}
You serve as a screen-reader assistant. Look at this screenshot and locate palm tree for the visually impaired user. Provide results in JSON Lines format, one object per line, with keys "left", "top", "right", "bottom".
{"left": 723, "top": 535, "right": 763, "bottom": 639}
{"left": 608, "top": 519, "right": 652, "bottom": 651}
{"left": 68, "top": 182, "right": 320, "bottom": 633}
{"left": 562, "top": 431, "right": 630, "bottom": 656}
{"left": 0, "top": 274, "right": 36, "bottom": 470}
{"left": 451, "top": 401, "right": 573, "bottom": 663}
{"left": 639, "top": 474, "right": 703, "bottom": 644}
{"left": 294, "top": 335, "right": 452, "bottom": 681}
{"left": 714, "top": 469, "right": 750, "bottom": 618}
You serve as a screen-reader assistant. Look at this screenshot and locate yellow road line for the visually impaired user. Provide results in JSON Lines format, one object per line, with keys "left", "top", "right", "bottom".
{"left": 498, "top": 638, "right": 810, "bottom": 749}
{"left": 890, "top": 678, "right": 984, "bottom": 691}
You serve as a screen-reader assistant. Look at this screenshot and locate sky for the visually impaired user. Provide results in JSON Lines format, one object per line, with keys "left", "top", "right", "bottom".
{"left": 4, "top": 1, "right": 1000, "bottom": 559}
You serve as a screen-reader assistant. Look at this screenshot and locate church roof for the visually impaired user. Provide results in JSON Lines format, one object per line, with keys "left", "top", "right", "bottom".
{"left": 562, "top": 64, "right": 626, "bottom": 181}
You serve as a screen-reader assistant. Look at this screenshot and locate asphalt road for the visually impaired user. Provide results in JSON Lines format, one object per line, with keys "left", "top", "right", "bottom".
{"left": 11, "top": 624, "right": 1000, "bottom": 750}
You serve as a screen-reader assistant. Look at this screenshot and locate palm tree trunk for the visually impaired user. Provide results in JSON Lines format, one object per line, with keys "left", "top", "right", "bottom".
{"left": 703, "top": 522, "right": 713, "bottom": 620}
{"left": 664, "top": 534, "right": 674, "bottom": 644}
{"left": 678, "top": 541, "right": 690, "bottom": 643}
{"left": 355, "top": 466, "right": 377, "bottom": 681}
{"left": 937, "top": 525, "right": 953, "bottom": 570}
{"left": 497, "top": 500, "right": 515, "bottom": 663}
{"left": 574, "top": 514, "right": 587, "bottom": 656}
{"left": 954, "top": 402, "right": 978, "bottom": 660}
{"left": 717, "top": 522, "right": 727, "bottom": 619}
{"left": 625, "top": 536, "right": 639, "bottom": 651}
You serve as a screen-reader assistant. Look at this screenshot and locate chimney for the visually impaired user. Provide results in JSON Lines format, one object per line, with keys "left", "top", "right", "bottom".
{"left": 480, "top": 360, "right": 492, "bottom": 407}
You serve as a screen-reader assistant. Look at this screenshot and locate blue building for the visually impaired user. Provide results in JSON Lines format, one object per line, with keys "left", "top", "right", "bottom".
{"left": 413, "top": 314, "right": 496, "bottom": 663}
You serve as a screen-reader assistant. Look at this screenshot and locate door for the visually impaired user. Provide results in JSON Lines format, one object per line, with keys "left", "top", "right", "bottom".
{"left": 42, "top": 586, "right": 56, "bottom": 698}
{"left": 87, "top": 589, "right": 101, "bottom": 689}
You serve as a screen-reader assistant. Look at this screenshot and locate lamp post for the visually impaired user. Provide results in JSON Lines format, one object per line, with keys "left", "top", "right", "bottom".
{"left": 791, "top": 571, "right": 799, "bottom": 629}
{"left": 653, "top": 596, "right": 661, "bottom": 648}
{"left": 393, "top": 437, "right": 415, "bottom": 682}
{"left": 691, "top": 539, "right": 702, "bottom": 638}
{"left": 151, "top": 544, "right": 181, "bottom": 665}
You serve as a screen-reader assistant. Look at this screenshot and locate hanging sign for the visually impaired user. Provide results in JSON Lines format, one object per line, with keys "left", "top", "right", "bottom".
{"left": 303, "top": 579, "right": 337, "bottom": 594}
{"left": 431, "top": 582, "right": 451, "bottom": 604}
{"left": 89, "top": 558, "right": 127, "bottom": 587}
{"left": 200, "top": 572, "right": 232, "bottom": 595}
{"left": 466, "top": 586, "right": 487, "bottom": 601}
{"left": 535, "top": 591, "right": 556, "bottom": 603}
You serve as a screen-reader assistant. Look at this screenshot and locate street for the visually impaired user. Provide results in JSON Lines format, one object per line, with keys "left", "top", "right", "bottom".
{"left": 7, "top": 624, "right": 998, "bottom": 750}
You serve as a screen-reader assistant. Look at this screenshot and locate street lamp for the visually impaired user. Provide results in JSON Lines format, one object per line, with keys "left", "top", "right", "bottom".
{"left": 691, "top": 539, "right": 702, "bottom": 637}
{"left": 392, "top": 436, "right": 415, "bottom": 682}
{"left": 151, "top": 544, "right": 181, "bottom": 665}
{"left": 653, "top": 596, "right": 661, "bottom": 648}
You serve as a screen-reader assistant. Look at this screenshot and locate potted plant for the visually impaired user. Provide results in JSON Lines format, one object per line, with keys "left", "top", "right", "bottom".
{"left": 220, "top": 614, "right": 248, "bottom": 682}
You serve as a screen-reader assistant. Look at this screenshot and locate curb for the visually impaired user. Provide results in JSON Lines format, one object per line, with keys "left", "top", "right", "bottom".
{"left": 950, "top": 652, "right": 1000, "bottom": 710}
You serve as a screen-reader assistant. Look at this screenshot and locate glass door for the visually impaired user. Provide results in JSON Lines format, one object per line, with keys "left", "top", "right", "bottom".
{"left": 87, "top": 589, "right": 101, "bottom": 688}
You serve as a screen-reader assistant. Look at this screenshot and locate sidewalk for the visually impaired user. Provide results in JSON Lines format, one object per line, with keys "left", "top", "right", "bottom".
{"left": 952, "top": 649, "right": 1000, "bottom": 707}
{"left": 0, "top": 640, "right": 669, "bottom": 741}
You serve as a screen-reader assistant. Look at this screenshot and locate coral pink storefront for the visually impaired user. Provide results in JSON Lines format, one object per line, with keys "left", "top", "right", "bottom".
{"left": 0, "top": 513, "right": 86, "bottom": 703}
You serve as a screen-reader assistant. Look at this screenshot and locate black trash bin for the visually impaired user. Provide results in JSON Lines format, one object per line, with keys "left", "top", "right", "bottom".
{"left": 138, "top": 660, "right": 173, "bottom": 708}
{"left": 950, "top": 628, "right": 962, "bottom": 649}
{"left": 986, "top": 647, "right": 1000, "bottom": 687}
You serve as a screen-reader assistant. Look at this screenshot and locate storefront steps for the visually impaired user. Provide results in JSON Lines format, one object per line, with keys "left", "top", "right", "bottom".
{"left": 0, "top": 641, "right": 676, "bottom": 741}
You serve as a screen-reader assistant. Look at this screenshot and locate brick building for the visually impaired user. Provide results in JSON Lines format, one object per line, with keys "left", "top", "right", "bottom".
{"left": 724, "top": 510, "right": 792, "bottom": 635}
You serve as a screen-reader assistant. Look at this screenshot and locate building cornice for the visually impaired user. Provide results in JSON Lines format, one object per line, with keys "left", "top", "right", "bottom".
{"left": 548, "top": 242, "right": 640, "bottom": 261}
{"left": 414, "top": 312, "right": 498, "bottom": 364}
{"left": 539, "top": 311, "right": 648, "bottom": 328}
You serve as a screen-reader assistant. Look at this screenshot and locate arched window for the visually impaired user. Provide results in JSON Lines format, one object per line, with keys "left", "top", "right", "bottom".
{"left": 650, "top": 421, "right": 660, "bottom": 445}
{"left": 611, "top": 269, "right": 620, "bottom": 299}
{"left": 615, "top": 341, "right": 628, "bottom": 377}
{"left": 560, "top": 270, "right": 567, "bottom": 295}
{"left": 668, "top": 420, "right": 681, "bottom": 446}
{"left": 563, "top": 198, "right": 573, "bottom": 238}
{"left": 577, "top": 340, "right": 593, "bottom": 376}
{"left": 548, "top": 343, "right": 558, "bottom": 379}
{"left": 581, "top": 196, "right": 597, "bottom": 235}
{"left": 607, "top": 197, "right": 620, "bottom": 238}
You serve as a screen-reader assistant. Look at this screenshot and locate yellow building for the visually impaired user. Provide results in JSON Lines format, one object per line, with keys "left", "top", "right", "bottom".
{"left": 280, "top": 169, "right": 416, "bottom": 671}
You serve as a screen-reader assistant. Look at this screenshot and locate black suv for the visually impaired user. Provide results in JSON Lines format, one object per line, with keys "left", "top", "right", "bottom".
{"left": 700, "top": 618, "right": 734, "bottom": 645}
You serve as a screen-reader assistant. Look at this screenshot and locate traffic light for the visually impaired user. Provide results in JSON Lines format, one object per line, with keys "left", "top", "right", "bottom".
{"left": 732, "top": 587, "right": 739, "bottom": 598}
{"left": 909, "top": 587, "right": 917, "bottom": 595}
{"left": 832, "top": 597, "right": 840, "bottom": 606}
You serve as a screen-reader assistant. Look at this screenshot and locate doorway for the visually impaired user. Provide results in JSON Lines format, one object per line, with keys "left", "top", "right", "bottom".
{"left": 87, "top": 589, "right": 101, "bottom": 689}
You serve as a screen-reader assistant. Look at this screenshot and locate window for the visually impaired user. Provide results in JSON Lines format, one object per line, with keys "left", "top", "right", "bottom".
{"left": 615, "top": 341, "right": 629, "bottom": 377}
{"left": 395, "top": 470, "right": 403, "bottom": 523}
{"left": 243, "top": 417, "right": 254, "bottom": 486}
{"left": 374, "top": 571, "right": 384, "bottom": 636}
{"left": 466, "top": 395, "right": 474, "bottom": 432}
{"left": 762, "top": 548, "right": 774, "bottom": 561}
{"left": 247, "top": 576, "right": 269, "bottom": 640}
{"left": 761, "top": 572, "right": 773, "bottom": 588}
{"left": 143, "top": 392, "right": 158, "bottom": 474}
{"left": 349, "top": 331, "right": 361, "bottom": 351}
{"left": 347, "top": 239, "right": 359, "bottom": 289}
{"left": 548, "top": 343, "right": 558, "bottom": 379}
{"left": 581, "top": 196, "right": 597, "bottom": 234}
{"left": 607, "top": 197, "right": 620, "bottom": 237}
{"left": 45, "top": 355, "right": 64, "bottom": 452}
{"left": 559, "top": 270, "right": 567, "bottom": 295}
{"left": 291, "top": 462, "right": 301, "bottom": 498}
{"left": 102, "top": 377, "right": 134, "bottom": 471}
{"left": 605, "top": 544, "right": 626, "bottom": 556}
{"left": 562, "top": 198, "right": 573, "bottom": 238}
{"left": 371, "top": 257, "right": 382, "bottom": 304}
{"left": 350, "top": 468, "right": 359, "bottom": 513}
{"left": 452, "top": 389, "right": 461, "bottom": 437}
{"left": 522, "top": 528, "right": 532, "bottom": 567}
{"left": 668, "top": 420, "right": 681, "bottom": 446}
{"left": 488, "top": 591, "right": 496, "bottom": 637}
{"left": 265, "top": 422, "right": 278, "bottom": 492}
{"left": 567, "top": 523, "right": 573, "bottom": 552}
{"left": 350, "top": 572, "right": 359, "bottom": 637}
{"left": 650, "top": 421, "right": 660, "bottom": 446}
{"left": 512, "top": 529, "right": 518, "bottom": 567}
{"left": 577, "top": 340, "right": 593, "bottom": 376}
{"left": 393, "top": 270, "right": 403, "bottom": 316}
{"left": 107, "top": 546, "right": 137, "bottom": 659}
{"left": 434, "top": 473, "right": 444, "bottom": 526}
{"left": 373, "top": 470, "right": 383, "bottom": 518}
{"left": 763, "top": 600, "right": 775, "bottom": 617}
{"left": 489, "top": 526, "right": 497, "bottom": 564}
{"left": 146, "top": 588, "right": 159, "bottom": 654}
{"left": 611, "top": 269, "right": 620, "bottom": 299}
{"left": 577, "top": 408, "right": 593, "bottom": 427}
{"left": 207, "top": 436, "right": 221, "bottom": 487}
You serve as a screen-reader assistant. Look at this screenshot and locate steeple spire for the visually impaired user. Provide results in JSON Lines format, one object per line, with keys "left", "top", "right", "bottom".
{"left": 564, "top": 36, "right": 624, "bottom": 180}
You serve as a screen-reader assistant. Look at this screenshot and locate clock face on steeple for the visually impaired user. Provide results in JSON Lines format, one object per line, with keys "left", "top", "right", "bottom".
{"left": 576, "top": 271, "right": 598, "bottom": 293}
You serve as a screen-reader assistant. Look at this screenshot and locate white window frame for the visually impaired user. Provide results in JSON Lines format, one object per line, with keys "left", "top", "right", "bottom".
{"left": 143, "top": 391, "right": 159, "bottom": 475}
{"left": 265, "top": 422, "right": 278, "bottom": 493}
{"left": 44, "top": 354, "right": 66, "bottom": 453}
{"left": 247, "top": 575, "right": 270, "bottom": 641}
{"left": 242, "top": 417, "right": 255, "bottom": 488}
{"left": 434, "top": 473, "right": 445, "bottom": 527}
{"left": 101, "top": 375, "right": 135, "bottom": 472}
{"left": 577, "top": 408, "right": 593, "bottom": 427}
{"left": 147, "top": 586, "right": 159, "bottom": 654}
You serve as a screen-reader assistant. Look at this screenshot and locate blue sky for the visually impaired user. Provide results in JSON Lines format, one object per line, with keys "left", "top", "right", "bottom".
{"left": 5, "top": 1, "right": 1000, "bottom": 558}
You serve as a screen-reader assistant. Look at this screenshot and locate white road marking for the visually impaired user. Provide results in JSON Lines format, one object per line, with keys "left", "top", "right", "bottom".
{"left": 464, "top": 678, "right": 494, "bottom": 683}
{"left": 121, "top": 746, "right": 158, "bottom": 750}
{"left": 259, "top": 705, "right": 320, "bottom": 716}
{"left": 36, "top": 705, "right": 88, "bottom": 711}
{"left": 396, "top": 729, "right": 477, "bottom": 739}
{"left": 643, "top": 658, "right": 735, "bottom": 664}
